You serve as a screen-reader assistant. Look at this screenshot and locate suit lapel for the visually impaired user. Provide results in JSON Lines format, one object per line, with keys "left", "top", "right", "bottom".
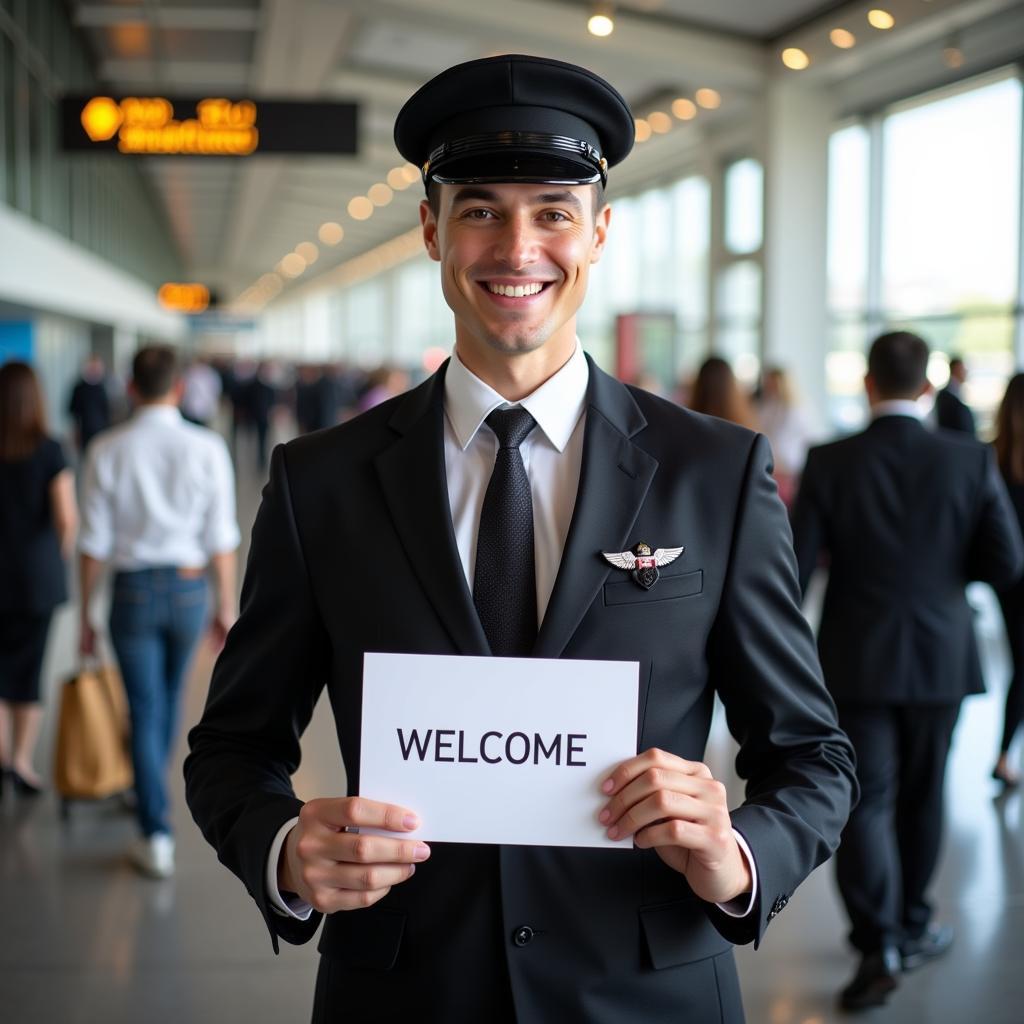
{"left": 375, "top": 363, "right": 490, "bottom": 656}
{"left": 534, "top": 358, "right": 658, "bottom": 659}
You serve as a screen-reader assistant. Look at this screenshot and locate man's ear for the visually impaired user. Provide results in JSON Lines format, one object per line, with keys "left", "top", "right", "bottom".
{"left": 420, "top": 199, "right": 441, "bottom": 262}
{"left": 590, "top": 203, "right": 611, "bottom": 265}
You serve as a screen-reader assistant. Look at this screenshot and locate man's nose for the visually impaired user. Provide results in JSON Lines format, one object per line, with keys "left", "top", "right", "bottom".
{"left": 493, "top": 215, "right": 537, "bottom": 269}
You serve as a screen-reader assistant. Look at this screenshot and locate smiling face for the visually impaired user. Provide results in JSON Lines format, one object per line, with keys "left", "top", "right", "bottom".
{"left": 420, "top": 182, "right": 610, "bottom": 381}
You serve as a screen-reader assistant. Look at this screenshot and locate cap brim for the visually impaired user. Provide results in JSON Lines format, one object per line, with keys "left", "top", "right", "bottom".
{"left": 429, "top": 150, "right": 603, "bottom": 186}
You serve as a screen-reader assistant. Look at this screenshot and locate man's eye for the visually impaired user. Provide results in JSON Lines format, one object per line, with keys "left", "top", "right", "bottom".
{"left": 464, "top": 208, "right": 496, "bottom": 220}
{"left": 542, "top": 210, "right": 570, "bottom": 222}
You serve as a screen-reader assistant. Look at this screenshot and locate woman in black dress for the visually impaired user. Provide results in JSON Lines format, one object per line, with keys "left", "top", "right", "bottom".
{"left": 992, "top": 373, "right": 1024, "bottom": 787}
{"left": 0, "top": 362, "right": 78, "bottom": 796}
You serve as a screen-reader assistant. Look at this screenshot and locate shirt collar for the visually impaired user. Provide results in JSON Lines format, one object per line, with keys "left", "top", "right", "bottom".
{"left": 444, "top": 341, "right": 589, "bottom": 452}
{"left": 871, "top": 399, "right": 926, "bottom": 421}
{"left": 133, "top": 404, "right": 183, "bottom": 422}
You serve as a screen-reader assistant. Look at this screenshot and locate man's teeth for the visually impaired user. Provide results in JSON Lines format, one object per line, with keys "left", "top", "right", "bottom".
{"left": 487, "top": 282, "right": 544, "bottom": 297}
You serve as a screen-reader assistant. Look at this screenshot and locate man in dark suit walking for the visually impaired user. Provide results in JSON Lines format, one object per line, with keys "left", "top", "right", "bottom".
{"left": 934, "top": 355, "right": 976, "bottom": 436}
{"left": 792, "top": 331, "right": 1023, "bottom": 1011}
{"left": 186, "top": 55, "right": 855, "bottom": 1023}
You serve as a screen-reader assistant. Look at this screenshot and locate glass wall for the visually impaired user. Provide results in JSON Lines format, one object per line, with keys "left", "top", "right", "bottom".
{"left": 826, "top": 69, "right": 1024, "bottom": 433}
{"left": 0, "top": 0, "right": 181, "bottom": 287}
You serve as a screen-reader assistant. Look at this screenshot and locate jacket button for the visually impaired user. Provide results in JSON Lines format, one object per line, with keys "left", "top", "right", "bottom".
{"left": 512, "top": 925, "right": 534, "bottom": 947}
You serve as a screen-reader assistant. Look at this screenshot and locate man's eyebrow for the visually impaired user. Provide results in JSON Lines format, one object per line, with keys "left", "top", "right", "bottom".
{"left": 534, "top": 191, "right": 583, "bottom": 212}
{"left": 450, "top": 187, "right": 502, "bottom": 204}
{"left": 449, "top": 187, "right": 584, "bottom": 212}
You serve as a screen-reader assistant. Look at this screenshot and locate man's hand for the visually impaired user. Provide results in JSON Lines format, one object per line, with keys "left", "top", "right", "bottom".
{"left": 79, "top": 617, "right": 97, "bottom": 657}
{"left": 206, "top": 605, "right": 236, "bottom": 653}
{"left": 599, "top": 748, "right": 752, "bottom": 905}
{"left": 278, "top": 797, "right": 431, "bottom": 913}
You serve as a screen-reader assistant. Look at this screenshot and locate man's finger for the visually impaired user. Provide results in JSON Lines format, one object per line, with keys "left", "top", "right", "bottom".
{"left": 331, "top": 833, "right": 431, "bottom": 865}
{"left": 601, "top": 749, "right": 714, "bottom": 795}
{"left": 605, "top": 791, "right": 711, "bottom": 841}
{"left": 304, "top": 796, "right": 420, "bottom": 833}
{"left": 599, "top": 768, "right": 714, "bottom": 828}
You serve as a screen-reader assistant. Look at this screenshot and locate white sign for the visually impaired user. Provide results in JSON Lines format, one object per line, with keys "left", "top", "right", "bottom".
{"left": 359, "top": 652, "right": 639, "bottom": 848}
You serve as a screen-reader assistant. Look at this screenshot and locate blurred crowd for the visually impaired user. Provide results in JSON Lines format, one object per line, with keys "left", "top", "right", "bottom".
{"left": 2, "top": 337, "right": 1023, "bottom": 1000}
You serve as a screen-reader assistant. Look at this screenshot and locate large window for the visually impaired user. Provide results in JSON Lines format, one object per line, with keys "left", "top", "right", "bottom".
{"left": 826, "top": 70, "right": 1024, "bottom": 432}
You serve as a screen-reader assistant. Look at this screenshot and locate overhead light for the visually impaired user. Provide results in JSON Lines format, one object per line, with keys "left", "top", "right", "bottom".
{"left": 672, "top": 98, "right": 697, "bottom": 121}
{"left": 695, "top": 88, "right": 720, "bottom": 110}
{"left": 318, "top": 221, "right": 344, "bottom": 246}
{"left": 368, "top": 182, "right": 394, "bottom": 207}
{"left": 295, "top": 241, "right": 319, "bottom": 264}
{"left": 279, "top": 252, "right": 306, "bottom": 278}
{"left": 867, "top": 9, "right": 895, "bottom": 30}
{"left": 830, "top": 28, "right": 856, "bottom": 49}
{"left": 348, "top": 196, "right": 374, "bottom": 220}
{"left": 387, "top": 167, "right": 411, "bottom": 190}
{"left": 648, "top": 111, "right": 671, "bottom": 134}
{"left": 588, "top": 3, "right": 614, "bottom": 37}
{"left": 401, "top": 163, "right": 421, "bottom": 185}
{"left": 634, "top": 118, "right": 651, "bottom": 142}
{"left": 781, "top": 47, "right": 810, "bottom": 70}
{"left": 943, "top": 45, "right": 964, "bottom": 68}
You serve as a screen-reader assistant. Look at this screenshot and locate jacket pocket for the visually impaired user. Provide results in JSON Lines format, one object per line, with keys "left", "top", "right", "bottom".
{"left": 639, "top": 898, "right": 732, "bottom": 969}
{"left": 317, "top": 907, "right": 406, "bottom": 970}
{"left": 604, "top": 569, "right": 703, "bottom": 607}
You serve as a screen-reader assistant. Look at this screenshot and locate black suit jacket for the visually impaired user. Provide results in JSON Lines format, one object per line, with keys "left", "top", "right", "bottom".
{"left": 792, "top": 415, "right": 1023, "bottom": 705}
{"left": 185, "top": 358, "right": 855, "bottom": 1023}
{"left": 934, "top": 387, "right": 976, "bottom": 436}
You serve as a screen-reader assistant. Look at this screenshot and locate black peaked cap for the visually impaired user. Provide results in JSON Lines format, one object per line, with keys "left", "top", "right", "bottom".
{"left": 394, "top": 54, "right": 635, "bottom": 188}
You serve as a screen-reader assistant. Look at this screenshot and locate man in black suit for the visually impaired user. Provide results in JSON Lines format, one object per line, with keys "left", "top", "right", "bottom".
{"left": 67, "top": 354, "right": 111, "bottom": 451}
{"left": 792, "top": 331, "right": 1023, "bottom": 1011}
{"left": 934, "top": 355, "right": 976, "bottom": 436}
{"left": 186, "top": 55, "right": 855, "bottom": 1023}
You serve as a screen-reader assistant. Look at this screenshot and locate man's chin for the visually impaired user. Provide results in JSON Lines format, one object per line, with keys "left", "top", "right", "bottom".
{"left": 480, "top": 326, "right": 553, "bottom": 356}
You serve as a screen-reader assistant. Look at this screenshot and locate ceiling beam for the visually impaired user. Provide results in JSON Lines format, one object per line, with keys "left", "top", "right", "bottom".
{"left": 342, "top": 0, "right": 769, "bottom": 91}
{"left": 221, "top": 0, "right": 358, "bottom": 289}
{"left": 98, "top": 60, "right": 251, "bottom": 86}
{"left": 74, "top": 5, "right": 260, "bottom": 32}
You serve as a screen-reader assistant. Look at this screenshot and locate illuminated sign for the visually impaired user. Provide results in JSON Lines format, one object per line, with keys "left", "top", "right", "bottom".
{"left": 61, "top": 96, "right": 358, "bottom": 156}
{"left": 158, "top": 283, "right": 211, "bottom": 314}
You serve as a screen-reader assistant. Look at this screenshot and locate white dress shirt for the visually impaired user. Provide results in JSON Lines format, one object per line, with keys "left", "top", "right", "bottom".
{"left": 872, "top": 398, "right": 926, "bottom": 422}
{"left": 267, "top": 344, "right": 756, "bottom": 919}
{"left": 79, "top": 405, "right": 240, "bottom": 568}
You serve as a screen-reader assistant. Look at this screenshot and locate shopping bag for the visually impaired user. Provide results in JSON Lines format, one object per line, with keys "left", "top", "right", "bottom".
{"left": 53, "top": 662, "right": 133, "bottom": 800}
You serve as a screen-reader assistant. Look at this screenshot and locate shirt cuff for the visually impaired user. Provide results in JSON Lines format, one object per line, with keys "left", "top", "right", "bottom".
{"left": 266, "top": 817, "right": 314, "bottom": 920}
{"left": 715, "top": 828, "right": 757, "bottom": 918}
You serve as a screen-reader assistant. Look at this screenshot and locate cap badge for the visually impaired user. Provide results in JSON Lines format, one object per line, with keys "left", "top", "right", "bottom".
{"left": 602, "top": 542, "right": 684, "bottom": 590}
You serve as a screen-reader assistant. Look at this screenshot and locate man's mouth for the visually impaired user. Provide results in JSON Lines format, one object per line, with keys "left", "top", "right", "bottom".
{"left": 478, "top": 280, "right": 553, "bottom": 300}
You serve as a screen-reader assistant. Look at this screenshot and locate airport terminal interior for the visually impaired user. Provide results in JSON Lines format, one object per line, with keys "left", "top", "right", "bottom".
{"left": 3, "top": 0, "right": 1024, "bottom": 1021}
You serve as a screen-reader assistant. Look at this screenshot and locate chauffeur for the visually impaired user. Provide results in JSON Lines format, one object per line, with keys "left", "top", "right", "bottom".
{"left": 186, "top": 54, "right": 856, "bottom": 1023}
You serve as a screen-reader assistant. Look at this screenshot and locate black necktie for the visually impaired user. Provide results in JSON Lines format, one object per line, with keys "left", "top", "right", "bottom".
{"left": 473, "top": 407, "right": 538, "bottom": 656}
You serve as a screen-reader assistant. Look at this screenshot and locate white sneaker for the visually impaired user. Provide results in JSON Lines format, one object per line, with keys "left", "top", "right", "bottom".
{"left": 130, "top": 833, "right": 175, "bottom": 879}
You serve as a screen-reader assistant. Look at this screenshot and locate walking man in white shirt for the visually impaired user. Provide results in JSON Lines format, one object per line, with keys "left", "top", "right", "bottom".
{"left": 79, "top": 345, "right": 240, "bottom": 878}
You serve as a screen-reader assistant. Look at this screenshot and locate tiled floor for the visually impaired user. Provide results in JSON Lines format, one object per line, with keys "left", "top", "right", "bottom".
{"left": 2, "top": 426, "right": 1022, "bottom": 1023}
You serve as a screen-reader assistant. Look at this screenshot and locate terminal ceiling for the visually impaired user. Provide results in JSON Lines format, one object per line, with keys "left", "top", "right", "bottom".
{"left": 68, "top": 0, "right": 1024, "bottom": 307}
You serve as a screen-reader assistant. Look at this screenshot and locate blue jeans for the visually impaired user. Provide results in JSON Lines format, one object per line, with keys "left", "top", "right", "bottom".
{"left": 109, "top": 568, "right": 207, "bottom": 837}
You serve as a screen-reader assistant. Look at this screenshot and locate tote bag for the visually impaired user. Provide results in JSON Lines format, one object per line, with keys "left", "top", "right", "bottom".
{"left": 53, "top": 662, "right": 133, "bottom": 800}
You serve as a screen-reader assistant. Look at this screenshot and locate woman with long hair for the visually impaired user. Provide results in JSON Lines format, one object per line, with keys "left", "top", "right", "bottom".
{"left": 689, "top": 357, "right": 760, "bottom": 431}
{"left": 0, "top": 361, "right": 78, "bottom": 796}
{"left": 992, "top": 372, "right": 1024, "bottom": 786}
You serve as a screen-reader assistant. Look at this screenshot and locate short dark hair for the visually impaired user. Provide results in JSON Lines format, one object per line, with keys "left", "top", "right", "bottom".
{"left": 948, "top": 355, "right": 966, "bottom": 372}
{"left": 426, "top": 180, "right": 606, "bottom": 219}
{"left": 132, "top": 345, "right": 180, "bottom": 400}
{"left": 867, "top": 331, "right": 929, "bottom": 398}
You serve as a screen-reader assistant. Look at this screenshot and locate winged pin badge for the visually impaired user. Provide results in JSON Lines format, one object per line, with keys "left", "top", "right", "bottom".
{"left": 602, "top": 542, "right": 684, "bottom": 591}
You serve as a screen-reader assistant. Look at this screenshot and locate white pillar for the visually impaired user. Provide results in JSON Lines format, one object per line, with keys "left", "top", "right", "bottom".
{"left": 763, "top": 78, "right": 837, "bottom": 438}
